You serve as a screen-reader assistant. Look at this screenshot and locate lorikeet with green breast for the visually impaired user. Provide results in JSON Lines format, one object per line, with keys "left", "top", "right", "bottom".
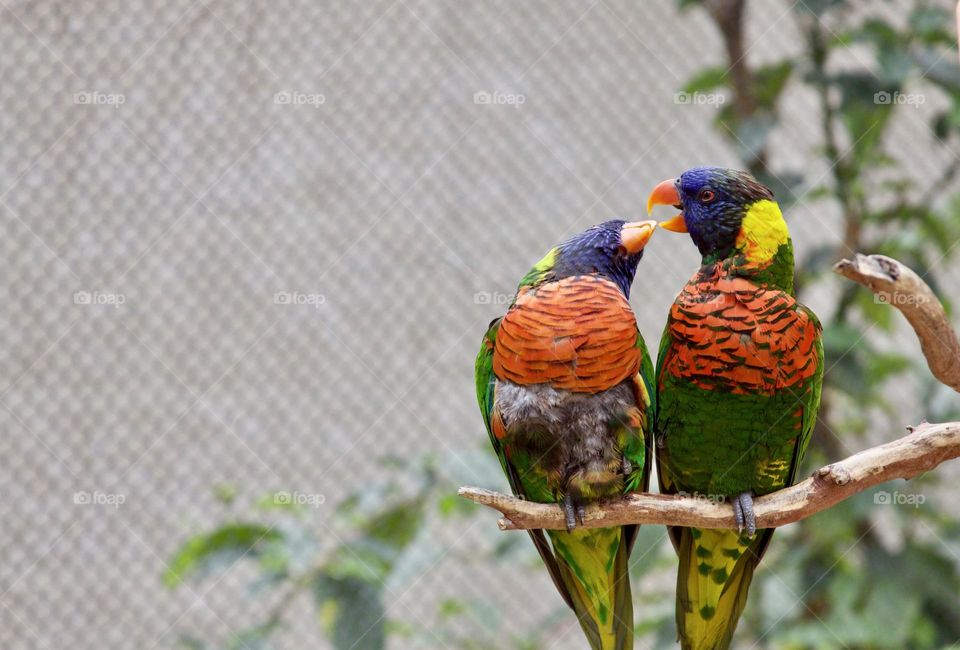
{"left": 475, "top": 220, "right": 658, "bottom": 650}
{"left": 647, "top": 168, "right": 823, "bottom": 650}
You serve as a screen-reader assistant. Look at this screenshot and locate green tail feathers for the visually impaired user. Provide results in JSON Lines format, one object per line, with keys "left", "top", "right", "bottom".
{"left": 548, "top": 526, "right": 634, "bottom": 650}
{"left": 675, "top": 527, "right": 768, "bottom": 650}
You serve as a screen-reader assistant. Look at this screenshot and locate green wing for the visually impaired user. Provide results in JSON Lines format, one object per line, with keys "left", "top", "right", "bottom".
{"left": 653, "top": 321, "right": 678, "bottom": 497}
{"left": 474, "top": 319, "right": 575, "bottom": 609}
{"left": 621, "top": 329, "right": 655, "bottom": 561}
{"left": 785, "top": 305, "right": 824, "bottom": 487}
{"left": 623, "top": 329, "right": 655, "bottom": 491}
{"left": 475, "top": 319, "right": 509, "bottom": 482}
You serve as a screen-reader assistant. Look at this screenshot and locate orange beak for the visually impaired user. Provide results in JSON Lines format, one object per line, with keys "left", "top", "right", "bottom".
{"left": 619, "top": 220, "right": 657, "bottom": 254}
{"left": 646, "top": 178, "right": 687, "bottom": 233}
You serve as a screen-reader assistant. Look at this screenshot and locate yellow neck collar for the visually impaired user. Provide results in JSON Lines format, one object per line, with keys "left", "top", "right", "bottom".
{"left": 734, "top": 199, "right": 789, "bottom": 267}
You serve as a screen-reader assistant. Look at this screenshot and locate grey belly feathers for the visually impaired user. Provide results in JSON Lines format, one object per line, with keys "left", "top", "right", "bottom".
{"left": 495, "top": 379, "right": 634, "bottom": 490}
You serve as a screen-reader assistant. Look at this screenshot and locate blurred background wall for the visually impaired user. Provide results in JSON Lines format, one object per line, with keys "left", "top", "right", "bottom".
{"left": 2, "top": 1, "right": 960, "bottom": 649}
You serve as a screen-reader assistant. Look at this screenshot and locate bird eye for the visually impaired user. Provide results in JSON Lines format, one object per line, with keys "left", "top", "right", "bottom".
{"left": 698, "top": 189, "right": 716, "bottom": 203}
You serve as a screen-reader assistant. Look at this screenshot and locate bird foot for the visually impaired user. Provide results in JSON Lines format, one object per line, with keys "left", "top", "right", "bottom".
{"left": 731, "top": 491, "right": 757, "bottom": 537}
{"left": 562, "top": 495, "right": 587, "bottom": 532}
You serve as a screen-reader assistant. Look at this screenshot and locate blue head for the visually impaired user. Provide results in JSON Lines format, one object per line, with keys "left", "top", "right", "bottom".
{"left": 521, "top": 220, "right": 656, "bottom": 297}
{"left": 647, "top": 167, "right": 775, "bottom": 261}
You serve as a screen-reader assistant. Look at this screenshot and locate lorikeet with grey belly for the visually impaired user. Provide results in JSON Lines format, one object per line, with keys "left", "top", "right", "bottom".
{"left": 647, "top": 168, "right": 823, "bottom": 650}
{"left": 475, "top": 220, "right": 658, "bottom": 650}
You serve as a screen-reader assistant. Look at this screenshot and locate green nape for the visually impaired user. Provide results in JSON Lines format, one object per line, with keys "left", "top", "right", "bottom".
{"left": 723, "top": 239, "right": 796, "bottom": 295}
{"left": 517, "top": 247, "right": 558, "bottom": 289}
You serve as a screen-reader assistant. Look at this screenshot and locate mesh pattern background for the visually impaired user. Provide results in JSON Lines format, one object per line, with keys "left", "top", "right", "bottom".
{"left": 1, "top": 1, "right": 957, "bottom": 649}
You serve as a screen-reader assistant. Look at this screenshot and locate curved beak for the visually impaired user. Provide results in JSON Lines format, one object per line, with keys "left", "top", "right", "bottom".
{"left": 619, "top": 220, "right": 657, "bottom": 254}
{"left": 646, "top": 178, "right": 687, "bottom": 233}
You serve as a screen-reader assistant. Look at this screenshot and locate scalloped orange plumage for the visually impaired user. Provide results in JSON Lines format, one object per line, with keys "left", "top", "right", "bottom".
{"left": 493, "top": 276, "right": 641, "bottom": 393}
{"left": 661, "top": 266, "right": 819, "bottom": 395}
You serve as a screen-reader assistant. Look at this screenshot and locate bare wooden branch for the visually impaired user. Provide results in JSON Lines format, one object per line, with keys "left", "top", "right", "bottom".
{"left": 459, "top": 421, "right": 960, "bottom": 531}
{"left": 834, "top": 254, "right": 960, "bottom": 393}
{"left": 461, "top": 254, "right": 960, "bottom": 531}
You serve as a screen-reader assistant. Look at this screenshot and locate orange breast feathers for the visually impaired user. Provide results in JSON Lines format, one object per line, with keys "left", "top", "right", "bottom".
{"left": 662, "top": 269, "right": 819, "bottom": 395}
{"left": 492, "top": 275, "right": 641, "bottom": 393}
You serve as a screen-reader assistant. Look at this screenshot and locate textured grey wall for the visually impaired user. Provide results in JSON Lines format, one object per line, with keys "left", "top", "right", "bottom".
{"left": 1, "top": 1, "right": 955, "bottom": 649}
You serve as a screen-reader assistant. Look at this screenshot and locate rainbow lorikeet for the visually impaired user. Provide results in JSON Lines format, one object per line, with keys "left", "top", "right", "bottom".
{"left": 475, "top": 220, "right": 658, "bottom": 650}
{"left": 647, "top": 168, "right": 823, "bottom": 650}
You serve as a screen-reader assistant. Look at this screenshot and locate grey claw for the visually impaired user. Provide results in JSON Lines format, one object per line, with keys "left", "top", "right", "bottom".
{"left": 732, "top": 495, "right": 744, "bottom": 532}
{"left": 737, "top": 492, "right": 756, "bottom": 537}
{"left": 622, "top": 458, "right": 632, "bottom": 476}
{"left": 563, "top": 495, "right": 577, "bottom": 532}
{"left": 577, "top": 505, "right": 587, "bottom": 526}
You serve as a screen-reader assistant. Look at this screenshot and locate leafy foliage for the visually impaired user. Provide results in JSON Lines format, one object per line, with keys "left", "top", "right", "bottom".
{"left": 167, "top": 458, "right": 445, "bottom": 650}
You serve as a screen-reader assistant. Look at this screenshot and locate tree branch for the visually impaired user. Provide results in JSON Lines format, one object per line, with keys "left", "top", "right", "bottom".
{"left": 834, "top": 254, "right": 960, "bottom": 393}
{"left": 460, "top": 254, "right": 960, "bottom": 531}
{"left": 460, "top": 421, "right": 958, "bottom": 531}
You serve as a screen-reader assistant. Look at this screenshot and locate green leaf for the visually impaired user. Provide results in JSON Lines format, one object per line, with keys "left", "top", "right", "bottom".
{"left": 682, "top": 66, "right": 729, "bottom": 94}
{"left": 910, "top": 6, "right": 956, "bottom": 47}
{"left": 848, "top": 19, "right": 911, "bottom": 84}
{"left": 165, "top": 523, "right": 283, "bottom": 586}
{"left": 437, "top": 492, "right": 475, "bottom": 517}
{"left": 364, "top": 500, "right": 423, "bottom": 548}
{"left": 833, "top": 72, "right": 896, "bottom": 167}
{"left": 753, "top": 61, "right": 794, "bottom": 109}
{"left": 314, "top": 574, "right": 386, "bottom": 650}
{"left": 439, "top": 598, "right": 466, "bottom": 618}
{"left": 212, "top": 483, "right": 237, "bottom": 505}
